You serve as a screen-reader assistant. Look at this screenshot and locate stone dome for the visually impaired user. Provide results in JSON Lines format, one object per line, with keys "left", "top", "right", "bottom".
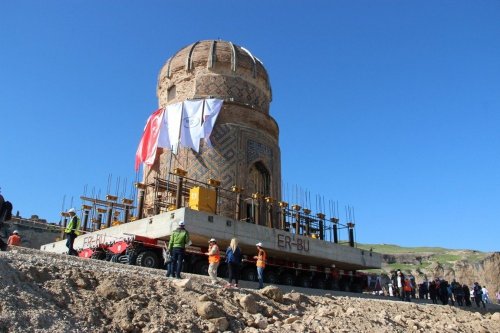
{"left": 157, "top": 40, "right": 272, "bottom": 114}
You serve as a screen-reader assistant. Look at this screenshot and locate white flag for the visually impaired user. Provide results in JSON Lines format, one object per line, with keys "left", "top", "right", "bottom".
{"left": 202, "top": 99, "right": 223, "bottom": 147}
{"left": 157, "top": 109, "right": 170, "bottom": 150}
{"left": 180, "top": 100, "right": 204, "bottom": 152}
{"left": 162, "top": 102, "right": 183, "bottom": 154}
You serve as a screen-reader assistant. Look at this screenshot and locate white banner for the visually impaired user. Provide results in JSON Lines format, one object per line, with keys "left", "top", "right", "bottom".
{"left": 162, "top": 101, "right": 183, "bottom": 154}
{"left": 202, "top": 98, "right": 223, "bottom": 147}
{"left": 180, "top": 100, "right": 204, "bottom": 153}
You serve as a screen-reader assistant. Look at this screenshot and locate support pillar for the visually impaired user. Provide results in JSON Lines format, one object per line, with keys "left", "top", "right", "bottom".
{"left": 348, "top": 222, "right": 355, "bottom": 247}
{"left": 135, "top": 182, "right": 147, "bottom": 219}
{"left": 175, "top": 176, "right": 184, "bottom": 209}
{"left": 106, "top": 205, "right": 113, "bottom": 228}
{"left": 82, "top": 206, "right": 91, "bottom": 232}
{"left": 265, "top": 197, "right": 274, "bottom": 228}
{"left": 317, "top": 213, "right": 325, "bottom": 240}
{"left": 279, "top": 202, "right": 288, "bottom": 231}
{"left": 96, "top": 208, "right": 107, "bottom": 230}
{"left": 124, "top": 206, "right": 130, "bottom": 223}
{"left": 292, "top": 205, "right": 301, "bottom": 235}
{"left": 331, "top": 218, "right": 339, "bottom": 244}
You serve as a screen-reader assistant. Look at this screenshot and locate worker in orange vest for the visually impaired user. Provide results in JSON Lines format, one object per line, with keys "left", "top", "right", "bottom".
{"left": 7, "top": 230, "right": 21, "bottom": 246}
{"left": 205, "top": 238, "right": 220, "bottom": 285}
{"left": 254, "top": 242, "right": 266, "bottom": 289}
{"left": 403, "top": 278, "right": 412, "bottom": 302}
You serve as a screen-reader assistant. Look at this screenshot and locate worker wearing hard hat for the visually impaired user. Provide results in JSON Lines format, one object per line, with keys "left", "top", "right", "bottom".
{"left": 64, "top": 208, "right": 81, "bottom": 256}
{"left": 254, "top": 242, "right": 266, "bottom": 289}
{"left": 168, "top": 221, "right": 190, "bottom": 278}
{"left": 205, "top": 238, "right": 220, "bottom": 285}
{"left": 7, "top": 230, "right": 21, "bottom": 247}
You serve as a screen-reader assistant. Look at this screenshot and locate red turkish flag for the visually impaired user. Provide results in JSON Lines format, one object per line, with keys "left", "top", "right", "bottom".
{"left": 135, "top": 108, "right": 165, "bottom": 171}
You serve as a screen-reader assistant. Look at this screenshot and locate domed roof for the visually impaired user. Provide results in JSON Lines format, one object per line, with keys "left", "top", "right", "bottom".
{"left": 158, "top": 40, "right": 271, "bottom": 98}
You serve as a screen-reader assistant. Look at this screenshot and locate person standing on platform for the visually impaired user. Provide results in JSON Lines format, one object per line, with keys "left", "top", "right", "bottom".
{"left": 7, "top": 230, "right": 21, "bottom": 246}
{"left": 254, "top": 242, "right": 266, "bottom": 289}
{"left": 65, "top": 208, "right": 81, "bottom": 256}
{"left": 225, "top": 238, "right": 242, "bottom": 288}
{"left": 205, "top": 238, "right": 220, "bottom": 285}
{"left": 168, "top": 221, "right": 190, "bottom": 279}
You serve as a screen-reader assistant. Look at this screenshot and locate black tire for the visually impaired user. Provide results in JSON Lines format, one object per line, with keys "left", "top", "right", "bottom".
{"left": 264, "top": 269, "right": 279, "bottom": 284}
{"left": 297, "top": 275, "right": 311, "bottom": 288}
{"left": 312, "top": 278, "right": 326, "bottom": 289}
{"left": 242, "top": 267, "right": 257, "bottom": 282}
{"left": 325, "top": 279, "right": 337, "bottom": 290}
{"left": 136, "top": 250, "right": 160, "bottom": 268}
{"left": 126, "top": 249, "right": 138, "bottom": 265}
{"left": 280, "top": 272, "right": 295, "bottom": 286}
{"left": 91, "top": 251, "right": 106, "bottom": 260}
{"left": 111, "top": 254, "right": 120, "bottom": 263}
{"left": 118, "top": 255, "right": 129, "bottom": 264}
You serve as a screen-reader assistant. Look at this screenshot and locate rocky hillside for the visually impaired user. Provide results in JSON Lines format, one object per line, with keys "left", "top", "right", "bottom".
{"left": 359, "top": 244, "right": 500, "bottom": 292}
{"left": 0, "top": 247, "right": 499, "bottom": 333}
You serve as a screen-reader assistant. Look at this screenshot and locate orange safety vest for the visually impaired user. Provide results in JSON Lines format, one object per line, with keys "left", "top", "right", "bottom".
{"left": 256, "top": 249, "right": 266, "bottom": 268}
{"left": 208, "top": 244, "right": 220, "bottom": 264}
{"left": 7, "top": 235, "right": 21, "bottom": 246}
{"left": 403, "top": 280, "right": 412, "bottom": 292}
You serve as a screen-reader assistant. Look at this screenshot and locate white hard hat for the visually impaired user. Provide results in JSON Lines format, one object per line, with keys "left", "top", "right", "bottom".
{"left": 13, "top": 230, "right": 19, "bottom": 234}
{"left": 256, "top": 242, "right": 263, "bottom": 247}
{"left": 68, "top": 208, "right": 76, "bottom": 213}
{"left": 209, "top": 238, "right": 216, "bottom": 243}
{"left": 178, "top": 221, "right": 185, "bottom": 226}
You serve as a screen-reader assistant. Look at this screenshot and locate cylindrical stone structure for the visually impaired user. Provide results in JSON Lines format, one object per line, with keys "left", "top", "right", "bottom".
{"left": 142, "top": 40, "right": 281, "bottom": 225}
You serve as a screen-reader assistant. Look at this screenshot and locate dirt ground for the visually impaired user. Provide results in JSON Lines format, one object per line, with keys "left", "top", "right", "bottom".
{"left": 0, "top": 248, "right": 498, "bottom": 333}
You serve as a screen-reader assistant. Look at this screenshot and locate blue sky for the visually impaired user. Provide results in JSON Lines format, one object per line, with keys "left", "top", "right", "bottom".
{"left": 1, "top": 1, "right": 499, "bottom": 252}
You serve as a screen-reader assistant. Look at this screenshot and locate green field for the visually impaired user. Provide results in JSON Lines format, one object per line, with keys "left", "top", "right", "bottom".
{"left": 358, "top": 243, "right": 489, "bottom": 274}
{"left": 357, "top": 243, "right": 451, "bottom": 254}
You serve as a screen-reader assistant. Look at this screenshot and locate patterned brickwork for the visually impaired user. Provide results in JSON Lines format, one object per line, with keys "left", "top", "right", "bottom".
{"left": 195, "top": 75, "right": 269, "bottom": 113}
{"left": 247, "top": 138, "right": 274, "bottom": 173}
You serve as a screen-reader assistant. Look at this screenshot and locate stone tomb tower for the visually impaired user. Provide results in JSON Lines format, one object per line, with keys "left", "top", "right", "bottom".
{"left": 143, "top": 40, "right": 281, "bottom": 225}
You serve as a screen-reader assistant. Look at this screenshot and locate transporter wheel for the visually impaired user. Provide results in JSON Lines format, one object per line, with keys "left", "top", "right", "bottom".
{"left": 91, "top": 251, "right": 106, "bottom": 260}
{"left": 280, "top": 272, "right": 295, "bottom": 286}
{"left": 242, "top": 267, "right": 257, "bottom": 282}
{"left": 297, "top": 275, "right": 311, "bottom": 288}
{"left": 111, "top": 254, "right": 120, "bottom": 263}
{"left": 325, "top": 279, "right": 336, "bottom": 290}
{"left": 136, "top": 250, "right": 160, "bottom": 268}
{"left": 126, "top": 250, "right": 138, "bottom": 265}
{"left": 312, "top": 278, "right": 326, "bottom": 289}
{"left": 118, "top": 255, "right": 130, "bottom": 264}
{"left": 264, "top": 270, "right": 279, "bottom": 284}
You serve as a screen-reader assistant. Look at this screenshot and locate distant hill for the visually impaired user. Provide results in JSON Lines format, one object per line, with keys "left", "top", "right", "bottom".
{"left": 358, "top": 243, "right": 499, "bottom": 293}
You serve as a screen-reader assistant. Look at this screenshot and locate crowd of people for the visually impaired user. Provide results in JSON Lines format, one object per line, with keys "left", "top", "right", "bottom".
{"left": 387, "top": 269, "right": 498, "bottom": 308}
{"left": 164, "top": 220, "right": 267, "bottom": 289}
